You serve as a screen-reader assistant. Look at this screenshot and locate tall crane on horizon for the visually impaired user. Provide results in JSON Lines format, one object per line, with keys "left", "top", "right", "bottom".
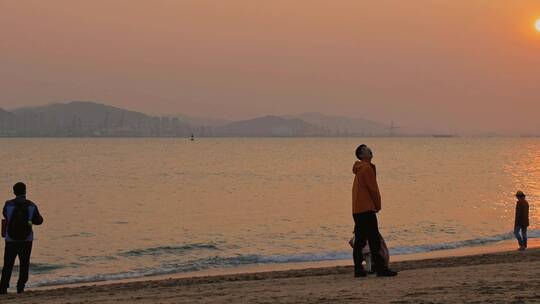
{"left": 389, "top": 121, "right": 399, "bottom": 137}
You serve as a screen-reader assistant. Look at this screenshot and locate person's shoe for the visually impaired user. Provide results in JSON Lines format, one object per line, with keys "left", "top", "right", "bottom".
{"left": 17, "top": 286, "right": 24, "bottom": 294}
{"left": 376, "top": 269, "right": 398, "bottom": 277}
{"left": 354, "top": 270, "right": 367, "bottom": 278}
{"left": 0, "top": 289, "right": 7, "bottom": 295}
{"left": 518, "top": 246, "right": 525, "bottom": 251}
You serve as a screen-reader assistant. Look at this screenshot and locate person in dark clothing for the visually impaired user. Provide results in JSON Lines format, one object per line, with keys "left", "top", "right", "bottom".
{"left": 351, "top": 145, "right": 397, "bottom": 277}
{"left": 514, "top": 191, "right": 529, "bottom": 251}
{"left": 0, "top": 182, "right": 43, "bottom": 294}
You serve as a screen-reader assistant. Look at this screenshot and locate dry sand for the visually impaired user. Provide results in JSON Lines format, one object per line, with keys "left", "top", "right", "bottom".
{"left": 4, "top": 248, "right": 540, "bottom": 303}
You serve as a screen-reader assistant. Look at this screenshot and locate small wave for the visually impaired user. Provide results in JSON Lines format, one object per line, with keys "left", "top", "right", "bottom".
{"left": 63, "top": 232, "right": 95, "bottom": 238}
{"left": 79, "top": 255, "right": 118, "bottom": 262}
{"left": 14, "top": 263, "right": 68, "bottom": 274}
{"left": 391, "top": 229, "right": 540, "bottom": 255}
{"left": 33, "top": 263, "right": 69, "bottom": 273}
{"left": 119, "top": 243, "right": 221, "bottom": 257}
{"left": 113, "top": 221, "right": 129, "bottom": 225}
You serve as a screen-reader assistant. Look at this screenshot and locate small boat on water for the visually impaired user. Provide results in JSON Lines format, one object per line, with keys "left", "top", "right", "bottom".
{"left": 190, "top": 134, "right": 195, "bottom": 141}
{"left": 432, "top": 134, "right": 455, "bottom": 138}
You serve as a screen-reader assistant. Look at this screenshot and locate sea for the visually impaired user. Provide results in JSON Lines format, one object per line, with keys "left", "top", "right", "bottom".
{"left": 0, "top": 138, "right": 538, "bottom": 287}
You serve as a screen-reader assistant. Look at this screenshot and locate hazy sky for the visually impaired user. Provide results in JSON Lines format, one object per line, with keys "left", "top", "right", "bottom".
{"left": 1, "top": 1, "right": 540, "bottom": 134}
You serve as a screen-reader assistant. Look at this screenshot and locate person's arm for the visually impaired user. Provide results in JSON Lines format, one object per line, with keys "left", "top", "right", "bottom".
{"left": 515, "top": 202, "right": 520, "bottom": 225}
{"left": 32, "top": 204, "right": 44, "bottom": 225}
{"left": 524, "top": 202, "right": 529, "bottom": 224}
{"left": 1, "top": 203, "right": 5, "bottom": 239}
{"left": 352, "top": 161, "right": 361, "bottom": 175}
{"left": 361, "top": 166, "right": 381, "bottom": 211}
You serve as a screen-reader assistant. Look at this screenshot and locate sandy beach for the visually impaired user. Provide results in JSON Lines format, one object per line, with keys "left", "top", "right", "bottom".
{"left": 2, "top": 247, "right": 538, "bottom": 303}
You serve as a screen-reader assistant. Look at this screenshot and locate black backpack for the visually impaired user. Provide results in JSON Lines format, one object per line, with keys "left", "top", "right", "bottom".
{"left": 7, "top": 201, "right": 31, "bottom": 241}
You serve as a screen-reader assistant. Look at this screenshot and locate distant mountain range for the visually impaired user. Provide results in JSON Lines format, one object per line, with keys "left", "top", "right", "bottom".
{"left": 0, "top": 108, "right": 14, "bottom": 120}
{"left": 0, "top": 101, "right": 390, "bottom": 137}
{"left": 215, "top": 115, "right": 321, "bottom": 137}
{"left": 170, "top": 114, "right": 230, "bottom": 128}
{"left": 288, "top": 112, "right": 388, "bottom": 136}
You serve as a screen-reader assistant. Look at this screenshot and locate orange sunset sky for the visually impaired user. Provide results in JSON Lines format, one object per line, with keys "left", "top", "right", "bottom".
{"left": 1, "top": 1, "right": 540, "bottom": 134}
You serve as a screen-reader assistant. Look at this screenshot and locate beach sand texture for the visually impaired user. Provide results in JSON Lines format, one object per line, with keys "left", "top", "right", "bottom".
{"left": 4, "top": 248, "right": 539, "bottom": 303}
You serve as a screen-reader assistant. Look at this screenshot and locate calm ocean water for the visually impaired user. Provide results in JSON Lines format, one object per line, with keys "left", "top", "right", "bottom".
{"left": 0, "top": 138, "right": 538, "bottom": 287}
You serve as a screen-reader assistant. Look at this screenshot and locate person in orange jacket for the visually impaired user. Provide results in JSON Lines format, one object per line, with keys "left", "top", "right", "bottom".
{"left": 352, "top": 144, "right": 397, "bottom": 277}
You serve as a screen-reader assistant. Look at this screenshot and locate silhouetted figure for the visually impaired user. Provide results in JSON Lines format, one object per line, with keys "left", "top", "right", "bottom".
{"left": 352, "top": 145, "right": 397, "bottom": 277}
{"left": 0, "top": 182, "right": 43, "bottom": 294}
{"left": 514, "top": 191, "right": 529, "bottom": 251}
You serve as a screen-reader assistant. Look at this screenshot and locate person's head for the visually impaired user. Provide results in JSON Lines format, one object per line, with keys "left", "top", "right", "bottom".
{"left": 516, "top": 191, "right": 526, "bottom": 201}
{"left": 13, "top": 182, "right": 26, "bottom": 196}
{"left": 355, "top": 144, "right": 373, "bottom": 161}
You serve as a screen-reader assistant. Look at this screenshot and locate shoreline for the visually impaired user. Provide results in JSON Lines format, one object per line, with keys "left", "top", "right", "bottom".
{"left": 9, "top": 242, "right": 540, "bottom": 303}
{"left": 30, "top": 238, "right": 540, "bottom": 291}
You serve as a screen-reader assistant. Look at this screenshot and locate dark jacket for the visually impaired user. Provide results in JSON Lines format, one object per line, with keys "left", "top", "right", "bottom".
{"left": 515, "top": 199, "right": 529, "bottom": 227}
{"left": 3, "top": 196, "right": 44, "bottom": 242}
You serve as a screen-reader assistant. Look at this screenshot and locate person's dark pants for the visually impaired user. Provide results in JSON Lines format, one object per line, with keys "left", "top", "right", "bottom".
{"left": 0, "top": 241, "right": 33, "bottom": 292}
{"left": 514, "top": 226, "right": 528, "bottom": 248}
{"left": 353, "top": 211, "right": 386, "bottom": 273}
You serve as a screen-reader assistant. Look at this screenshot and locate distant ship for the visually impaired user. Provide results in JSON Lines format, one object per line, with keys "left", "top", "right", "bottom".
{"left": 432, "top": 134, "right": 455, "bottom": 138}
{"left": 190, "top": 134, "right": 195, "bottom": 141}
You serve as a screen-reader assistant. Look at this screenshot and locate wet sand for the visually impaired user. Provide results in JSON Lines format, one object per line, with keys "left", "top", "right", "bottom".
{"left": 4, "top": 247, "right": 539, "bottom": 303}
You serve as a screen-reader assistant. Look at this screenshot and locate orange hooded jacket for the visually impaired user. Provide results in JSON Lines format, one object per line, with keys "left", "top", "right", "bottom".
{"left": 352, "top": 160, "right": 381, "bottom": 214}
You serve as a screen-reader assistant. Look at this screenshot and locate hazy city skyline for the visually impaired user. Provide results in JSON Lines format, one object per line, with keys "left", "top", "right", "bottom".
{"left": 1, "top": 1, "right": 540, "bottom": 134}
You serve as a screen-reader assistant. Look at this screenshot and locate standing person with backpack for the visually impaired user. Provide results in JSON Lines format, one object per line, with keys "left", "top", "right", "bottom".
{"left": 0, "top": 182, "right": 43, "bottom": 294}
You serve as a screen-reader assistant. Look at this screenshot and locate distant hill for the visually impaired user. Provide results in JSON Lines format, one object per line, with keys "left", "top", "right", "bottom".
{"left": 171, "top": 114, "right": 230, "bottom": 128}
{"left": 288, "top": 112, "right": 389, "bottom": 136}
{"left": 216, "top": 115, "right": 322, "bottom": 137}
{"left": 0, "top": 108, "right": 17, "bottom": 136}
{"left": 10, "top": 101, "right": 191, "bottom": 137}
{"left": 1, "top": 101, "right": 392, "bottom": 137}
{"left": 0, "top": 108, "right": 14, "bottom": 119}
